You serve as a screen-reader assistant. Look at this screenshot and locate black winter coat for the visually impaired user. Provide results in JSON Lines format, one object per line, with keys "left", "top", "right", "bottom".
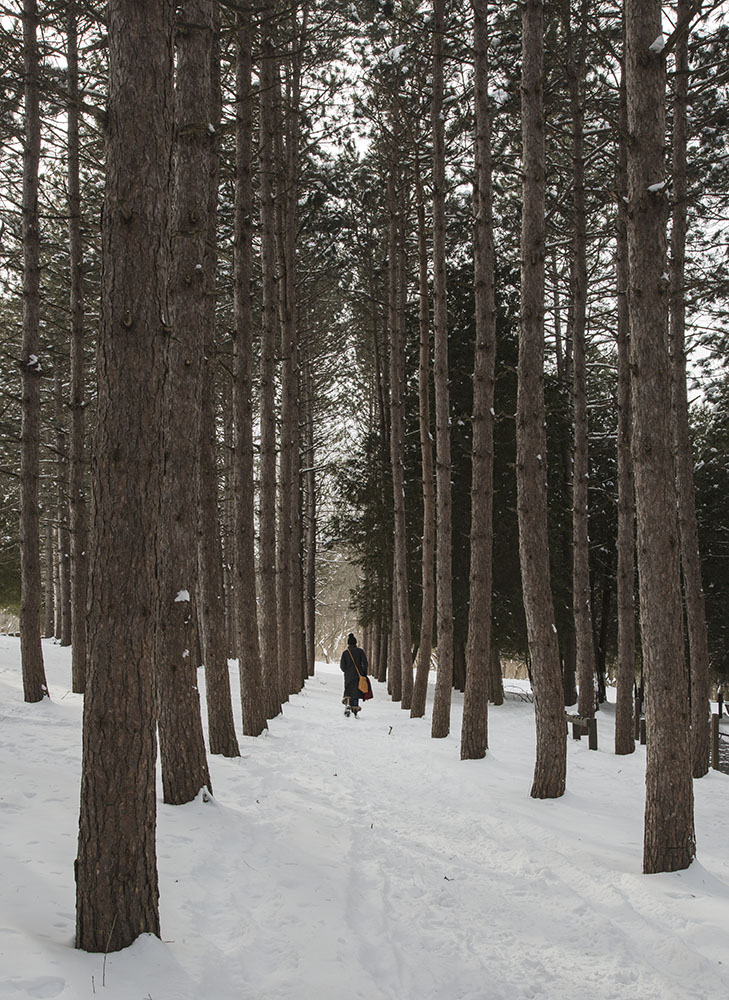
{"left": 340, "top": 643, "right": 368, "bottom": 700}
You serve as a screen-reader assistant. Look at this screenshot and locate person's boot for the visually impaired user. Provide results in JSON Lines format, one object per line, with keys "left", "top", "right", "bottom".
{"left": 342, "top": 696, "right": 351, "bottom": 717}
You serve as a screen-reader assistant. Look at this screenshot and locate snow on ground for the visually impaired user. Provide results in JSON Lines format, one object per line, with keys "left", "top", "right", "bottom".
{"left": 1, "top": 636, "right": 729, "bottom": 1000}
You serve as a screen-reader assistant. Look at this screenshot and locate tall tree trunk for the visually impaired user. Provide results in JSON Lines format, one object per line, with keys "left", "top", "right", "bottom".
{"left": 614, "top": 54, "right": 635, "bottom": 756}
{"left": 430, "top": 0, "right": 454, "bottom": 740}
{"left": 518, "top": 0, "right": 566, "bottom": 798}
{"left": 283, "top": 7, "right": 307, "bottom": 691}
{"left": 234, "top": 6, "right": 268, "bottom": 738}
{"left": 199, "top": 361, "right": 241, "bottom": 754}
{"left": 194, "top": 1, "right": 242, "bottom": 756}
{"left": 157, "top": 0, "right": 217, "bottom": 804}
{"left": 553, "top": 252, "right": 577, "bottom": 705}
{"left": 303, "top": 360, "right": 317, "bottom": 677}
{"left": 20, "top": 0, "right": 48, "bottom": 703}
{"left": 221, "top": 384, "right": 237, "bottom": 658}
{"left": 397, "top": 180, "right": 413, "bottom": 711}
{"left": 671, "top": 0, "right": 710, "bottom": 780}
{"left": 410, "top": 192, "right": 434, "bottom": 720}
{"left": 67, "top": 5, "right": 88, "bottom": 694}
{"left": 259, "top": 2, "right": 281, "bottom": 716}
{"left": 489, "top": 644, "right": 504, "bottom": 705}
{"left": 564, "top": 0, "right": 596, "bottom": 720}
{"left": 387, "top": 161, "right": 409, "bottom": 707}
{"left": 75, "top": 0, "right": 174, "bottom": 952}
{"left": 55, "top": 373, "right": 72, "bottom": 647}
{"left": 462, "top": 0, "right": 496, "bottom": 759}
{"left": 625, "top": 0, "right": 695, "bottom": 873}
{"left": 389, "top": 570, "right": 401, "bottom": 700}
{"left": 43, "top": 520, "right": 54, "bottom": 639}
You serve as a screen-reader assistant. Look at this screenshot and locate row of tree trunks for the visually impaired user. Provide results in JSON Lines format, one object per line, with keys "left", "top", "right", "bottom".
{"left": 461, "top": 0, "right": 496, "bottom": 760}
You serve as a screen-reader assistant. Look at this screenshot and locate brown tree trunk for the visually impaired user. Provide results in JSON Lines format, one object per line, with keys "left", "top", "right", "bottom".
{"left": 55, "top": 373, "right": 72, "bottom": 647}
{"left": 410, "top": 194, "right": 434, "bottom": 720}
{"left": 565, "top": 0, "right": 596, "bottom": 721}
{"left": 671, "top": 0, "right": 710, "bottom": 780}
{"left": 194, "top": 2, "right": 243, "bottom": 756}
{"left": 43, "top": 520, "right": 54, "bottom": 639}
{"left": 388, "top": 555, "right": 402, "bottom": 701}
{"left": 614, "top": 54, "right": 636, "bottom": 757}
{"left": 387, "top": 162, "right": 409, "bottom": 708}
{"left": 489, "top": 644, "right": 504, "bottom": 705}
{"left": 234, "top": 6, "right": 268, "bottom": 738}
{"left": 430, "top": 0, "right": 454, "bottom": 740}
{"left": 553, "top": 253, "right": 577, "bottom": 706}
{"left": 67, "top": 6, "right": 88, "bottom": 694}
{"left": 625, "top": 0, "right": 695, "bottom": 873}
{"left": 282, "top": 8, "right": 307, "bottom": 693}
{"left": 20, "top": 0, "right": 48, "bottom": 703}
{"left": 199, "top": 364, "right": 241, "bottom": 754}
{"left": 75, "top": 0, "right": 174, "bottom": 952}
{"left": 303, "top": 360, "right": 317, "bottom": 677}
{"left": 518, "top": 0, "right": 566, "bottom": 798}
{"left": 259, "top": 2, "right": 281, "bottom": 716}
{"left": 462, "top": 0, "right": 496, "bottom": 759}
{"left": 397, "top": 181, "right": 413, "bottom": 711}
{"left": 156, "top": 0, "right": 216, "bottom": 803}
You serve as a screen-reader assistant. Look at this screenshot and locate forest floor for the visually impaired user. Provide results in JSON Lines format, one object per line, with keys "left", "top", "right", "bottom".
{"left": 1, "top": 636, "right": 729, "bottom": 1000}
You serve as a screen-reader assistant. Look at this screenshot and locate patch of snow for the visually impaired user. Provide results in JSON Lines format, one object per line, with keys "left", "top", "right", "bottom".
{"left": 1, "top": 639, "right": 728, "bottom": 1000}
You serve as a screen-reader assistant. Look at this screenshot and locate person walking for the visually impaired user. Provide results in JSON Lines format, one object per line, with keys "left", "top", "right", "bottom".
{"left": 340, "top": 633, "right": 368, "bottom": 717}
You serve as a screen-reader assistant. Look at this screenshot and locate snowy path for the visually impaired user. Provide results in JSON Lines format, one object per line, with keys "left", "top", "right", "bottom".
{"left": 2, "top": 638, "right": 729, "bottom": 999}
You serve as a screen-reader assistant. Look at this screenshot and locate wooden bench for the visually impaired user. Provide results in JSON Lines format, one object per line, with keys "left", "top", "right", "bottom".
{"left": 565, "top": 712, "right": 598, "bottom": 751}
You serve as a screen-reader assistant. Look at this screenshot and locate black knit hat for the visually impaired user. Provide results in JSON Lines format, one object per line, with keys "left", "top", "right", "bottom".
{"left": 347, "top": 633, "right": 357, "bottom": 646}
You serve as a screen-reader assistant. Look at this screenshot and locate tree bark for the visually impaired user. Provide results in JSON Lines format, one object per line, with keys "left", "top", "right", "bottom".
{"left": 20, "top": 0, "right": 48, "bottom": 703}
{"left": 670, "top": 0, "right": 711, "bottom": 780}
{"left": 564, "top": 0, "right": 596, "bottom": 721}
{"left": 303, "top": 359, "right": 317, "bottom": 677}
{"left": 199, "top": 359, "right": 241, "bottom": 754}
{"left": 625, "top": 0, "right": 695, "bottom": 873}
{"left": 55, "top": 373, "right": 72, "bottom": 648}
{"left": 410, "top": 193, "right": 434, "bottom": 720}
{"left": 387, "top": 160, "right": 409, "bottom": 707}
{"left": 156, "top": 0, "right": 215, "bottom": 804}
{"left": 75, "top": 0, "right": 174, "bottom": 952}
{"left": 517, "top": 0, "right": 566, "bottom": 798}
{"left": 67, "top": 6, "right": 88, "bottom": 694}
{"left": 234, "top": 6, "right": 268, "bottom": 738}
{"left": 614, "top": 56, "right": 636, "bottom": 757}
{"left": 258, "top": 2, "right": 281, "bottom": 716}
{"left": 430, "top": 0, "right": 454, "bottom": 741}
{"left": 43, "top": 520, "right": 54, "bottom": 639}
{"left": 462, "top": 0, "right": 496, "bottom": 759}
